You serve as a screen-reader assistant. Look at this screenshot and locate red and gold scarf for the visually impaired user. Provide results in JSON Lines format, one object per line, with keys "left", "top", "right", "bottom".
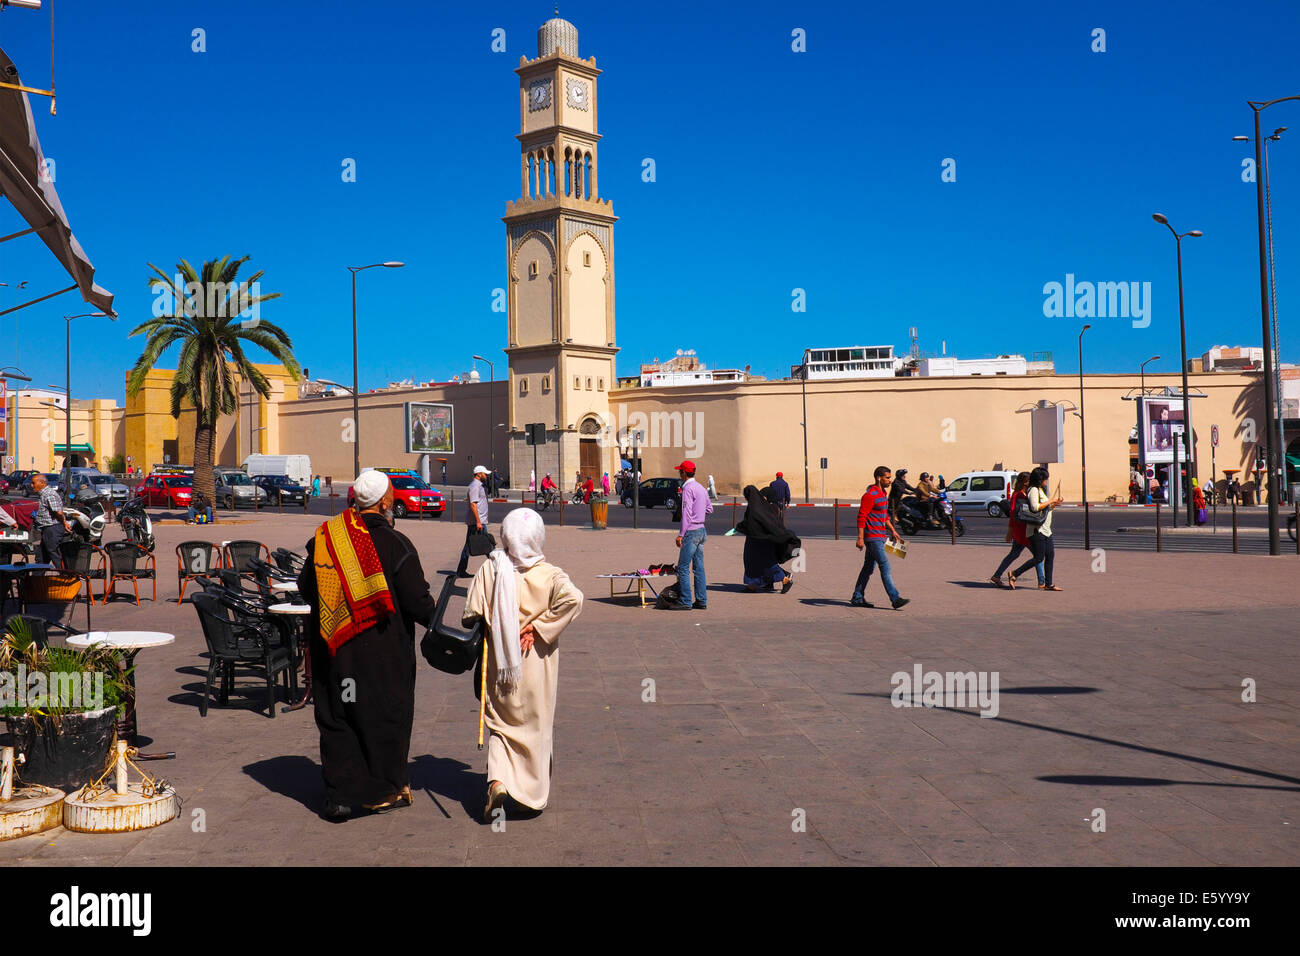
{"left": 313, "top": 510, "right": 395, "bottom": 656}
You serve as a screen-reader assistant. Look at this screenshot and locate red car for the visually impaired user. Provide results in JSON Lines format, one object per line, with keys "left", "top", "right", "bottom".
{"left": 347, "top": 472, "right": 445, "bottom": 519}
{"left": 137, "top": 472, "right": 194, "bottom": 509}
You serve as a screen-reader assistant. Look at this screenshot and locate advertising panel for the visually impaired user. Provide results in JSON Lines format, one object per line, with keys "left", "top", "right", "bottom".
{"left": 404, "top": 402, "right": 454, "bottom": 454}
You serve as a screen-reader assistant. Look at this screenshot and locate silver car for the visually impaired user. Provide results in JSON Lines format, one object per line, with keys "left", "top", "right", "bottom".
{"left": 215, "top": 470, "right": 269, "bottom": 509}
{"left": 76, "top": 473, "right": 131, "bottom": 503}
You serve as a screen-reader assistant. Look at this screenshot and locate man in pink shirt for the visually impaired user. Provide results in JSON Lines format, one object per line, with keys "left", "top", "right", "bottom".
{"left": 672, "top": 460, "right": 713, "bottom": 610}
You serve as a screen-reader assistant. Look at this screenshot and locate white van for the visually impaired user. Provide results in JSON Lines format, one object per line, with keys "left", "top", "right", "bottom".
{"left": 945, "top": 470, "right": 1020, "bottom": 516}
{"left": 243, "top": 454, "right": 312, "bottom": 487}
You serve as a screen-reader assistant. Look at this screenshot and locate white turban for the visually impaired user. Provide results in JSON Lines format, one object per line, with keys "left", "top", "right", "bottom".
{"left": 352, "top": 470, "right": 390, "bottom": 508}
{"left": 487, "top": 508, "right": 546, "bottom": 692}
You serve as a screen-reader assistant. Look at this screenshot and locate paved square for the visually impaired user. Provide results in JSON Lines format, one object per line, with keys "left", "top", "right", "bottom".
{"left": 3, "top": 511, "right": 1296, "bottom": 865}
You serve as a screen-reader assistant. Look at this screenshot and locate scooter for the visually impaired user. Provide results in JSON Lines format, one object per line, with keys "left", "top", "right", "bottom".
{"left": 894, "top": 492, "right": 965, "bottom": 537}
{"left": 117, "top": 495, "right": 156, "bottom": 552}
{"left": 64, "top": 486, "right": 108, "bottom": 546}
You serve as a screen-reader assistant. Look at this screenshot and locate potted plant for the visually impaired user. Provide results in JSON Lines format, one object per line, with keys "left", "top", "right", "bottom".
{"left": 588, "top": 492, "right": 609, "bottom": 530}
{"left": 1, "top": 619, "right": 128, "bottom": 791}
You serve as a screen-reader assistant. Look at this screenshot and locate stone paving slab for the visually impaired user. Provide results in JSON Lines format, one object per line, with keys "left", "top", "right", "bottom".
{"left": 1, "top": 512, "right": 1296, "bottom": 866}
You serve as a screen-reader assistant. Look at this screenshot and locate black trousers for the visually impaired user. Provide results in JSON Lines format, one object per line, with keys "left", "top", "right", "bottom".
{"left": 1012, "top": 532, "right": 1055, "bottom": 586}
{"left": 456, "top": 525, "right": 477, "bottom": 575}
{"left": 36, "top": 523, "right": 65, "bottom": 567}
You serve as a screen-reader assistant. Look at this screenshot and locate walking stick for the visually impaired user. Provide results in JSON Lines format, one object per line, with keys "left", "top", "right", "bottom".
{"left": 477, "top": 637, "right": 488, "bottom": 750}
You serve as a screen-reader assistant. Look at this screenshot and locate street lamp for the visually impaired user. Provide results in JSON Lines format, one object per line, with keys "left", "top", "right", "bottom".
{"left": 0, "top": 366, "right": 30, "bottom": 472}
{"left": 1140, "top": 355, "right": 1161, "bottom": 397}
{"left": 800, "top": 352, "right": 810, "bottom": 504}
{"left": 1152, "top": 213, "right": 1202, "bottom": 527}
{"left": 348, "top": 262, "right": 404, "bottom": 480}
{"left": 1236, "top": 127, "right": 1288, "bottom": 505}
{"left": 1244, "top": 96, "right": 1299, "bottom": 553}
{"left": 62, "top": 312, "right": 111, "bottom": 487}
{"left": 1079, "top": 324, "right": 1091, "bottom": 550}
{"left": 472, "top": 355, "right": 495, "bottom": 481}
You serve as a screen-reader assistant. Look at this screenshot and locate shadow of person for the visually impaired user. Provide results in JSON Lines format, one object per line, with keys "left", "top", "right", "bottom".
{"left": 243, "top": 754, "right": 322, "bottom": 811}
{"left": 409, "top": 753, "right": 483, "bottom": 821}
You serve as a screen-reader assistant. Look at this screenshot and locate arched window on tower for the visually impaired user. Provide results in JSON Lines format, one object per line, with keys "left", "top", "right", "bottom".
{"left": 583, "top": 152, "right": 593, "bottom": 199}
{"left": 547, "top": 148, "right": 557, "bottom": 196}
{"left": 564, "top": 147, "right": 572, "bottom": 196}
{"left": 527, "top": 154, "right": 537, "bottom": 199}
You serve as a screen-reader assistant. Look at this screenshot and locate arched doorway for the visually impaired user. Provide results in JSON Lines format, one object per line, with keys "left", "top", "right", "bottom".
{"left": 578, "top": 417, "right": 603, "bottom": 482}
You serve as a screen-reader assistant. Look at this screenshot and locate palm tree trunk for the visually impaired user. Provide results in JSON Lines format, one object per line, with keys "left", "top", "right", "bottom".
{"left": 193, "top": 424, "right": 217, "bottom": 501}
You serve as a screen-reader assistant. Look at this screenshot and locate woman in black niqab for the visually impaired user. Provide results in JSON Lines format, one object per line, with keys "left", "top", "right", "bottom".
{"left": 735, "top": 484, "right": 801, "bottom": 593}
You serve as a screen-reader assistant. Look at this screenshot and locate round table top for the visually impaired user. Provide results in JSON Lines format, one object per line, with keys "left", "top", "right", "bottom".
{"left": 268, "top": 603, "right": 310, "bottom": 615}
{"left": 271, "top": 579, "right": 299, "bottom": 591}
{"left": 0, "top": 563, "right": 53, "bottom": 572}
{"left": 66, "top": 630, "right": 176, "bottom": 650}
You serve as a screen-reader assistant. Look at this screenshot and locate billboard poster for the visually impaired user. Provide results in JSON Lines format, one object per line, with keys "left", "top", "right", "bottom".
{"left": 404, "top": 402, "right": 454, "bottom": 454}
{"left": 1138, "top": 396, "right": 1190, "bottom": 465}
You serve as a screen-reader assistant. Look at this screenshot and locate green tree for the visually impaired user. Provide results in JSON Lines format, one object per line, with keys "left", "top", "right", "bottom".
{"left": 126, "top": 256, "right": 300, "bottom": 501}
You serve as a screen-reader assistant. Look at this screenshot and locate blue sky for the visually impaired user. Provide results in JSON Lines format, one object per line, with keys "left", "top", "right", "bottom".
{"left": 0, "top": 0, "right": 1297, "bottom": 402}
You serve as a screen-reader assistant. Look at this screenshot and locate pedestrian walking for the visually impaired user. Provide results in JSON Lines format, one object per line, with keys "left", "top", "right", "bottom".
{"left": 706, "top": 473, "right": 717, "bottom": 501}
{"left": 1192, "top": 478, "right": 1207, "bottom": 525}
{"left": 465, "top": 508, "right": 584, "bottom": 821}
{"left": 851, "top": 466, "right": 909, "bottom": 609}
{"left": 1009, "top": 467, "right": 1063, "bottom": 591}
{"left": 456, "top": 465, "right": 492, "bottom": 577}
{"left": 601, "top": 471, "right": 610, "bottom": 496}
{"left": 30, "top": 474, "right": 70, "bottom": 567}
{"left": 312, "top": 475, "right": 321, "bottom": 498}
{"left": 989, "top": 472, "right": 1042, "bottom": 588}
{"left": 297, "top": 470, "right": 437, "bottom": 819}
{"left": 529, "top": 469, "right": 536, "bottom": 493}
{"left": 671, "top": 460, "right": 712, "bottom": 610}
{"left": 736, "top": 484, "right": 799, "bottom": 592}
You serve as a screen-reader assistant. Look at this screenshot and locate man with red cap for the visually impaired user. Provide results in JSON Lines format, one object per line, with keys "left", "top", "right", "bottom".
{"left": 771, "top": 470, "right": 792, "bottom": 521}
{"left": 671, "top": 460, "right": 712, "bottom": 610}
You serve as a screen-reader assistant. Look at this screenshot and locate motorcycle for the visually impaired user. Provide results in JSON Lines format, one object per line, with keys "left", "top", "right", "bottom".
{"left": 117, "top": 495, "right": 156, "bottom": 552}
{"left": 64, "top": 486, "right": 108, "bottom": 546}
{"left": 537, "top": 487, "right": 558, "bottom": 511}
{"left": 894, "top": 492, "right": 965, "bottom": 537}
{"left": 570, "top": 489, "right": 586, "bottom": 505}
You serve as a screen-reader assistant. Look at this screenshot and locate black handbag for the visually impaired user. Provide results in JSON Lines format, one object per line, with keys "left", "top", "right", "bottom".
{"left": 1015, "top": 495, "right": 1046, "bottom": 525}
{"left": 419, "top": 575, "right": 484, "bottom": 676}
{"left": 466, "top": 528, "right": 496, "bottom": 556}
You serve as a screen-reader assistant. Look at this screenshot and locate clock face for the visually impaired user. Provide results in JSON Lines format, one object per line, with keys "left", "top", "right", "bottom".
{"left": 566, "top": 77, "right": 589, "bottom": 111}
{"left": 528, "top": 79, "right": 551, "bottom": 112}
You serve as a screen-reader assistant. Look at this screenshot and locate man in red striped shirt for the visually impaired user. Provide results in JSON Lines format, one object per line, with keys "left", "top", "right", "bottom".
{"left": 852, "top": 465, "right": 909, "bottom": 609}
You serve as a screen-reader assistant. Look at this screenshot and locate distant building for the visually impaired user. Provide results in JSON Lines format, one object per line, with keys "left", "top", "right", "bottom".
{"left": 796, "top": 346, "right": 899, "bottom": 380}
{"left": 638, "top": 351, "right": 755, "bottom": 387}
{"left": 1197, "top": 345, "right": 1264, "bottom": 372}
{"left": 914, "top": 354, "right": 1029, "bottom": 377}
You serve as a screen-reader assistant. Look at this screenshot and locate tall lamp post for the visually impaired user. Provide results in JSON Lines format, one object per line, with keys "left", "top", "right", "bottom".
{"left": 1246, "top": 96, "right": 1299, "bottom": 553}
{"left": 472, "top": 355, "right": 495, "bottom": 483}
{"left": 1078, "top": 324, "right": 1091, "bottom": 550}
{"left": 348, "top": 262, "right": 404, "bottom": 480}
{"left": 1151, "top": 213, "right": 1202, "bottom": 527}
{"left": 1140, "top": 355, "right": 1161, "bottom": 397}
{"left": 1236, "top": 126, "right": 1288, "bottom": 505}
{"left": 0, "top": 366, "right": 30, "bottom": 471}
{"left": 62, "top": 312, "right": 110, "bottom": 487}
{"left": 800, "top": 352, "right": 810, "bottom": 504}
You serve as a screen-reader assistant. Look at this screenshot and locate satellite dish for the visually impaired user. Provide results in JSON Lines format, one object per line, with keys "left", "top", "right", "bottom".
{"left": 676, "top": 349, "right": 683, "bottom": 356}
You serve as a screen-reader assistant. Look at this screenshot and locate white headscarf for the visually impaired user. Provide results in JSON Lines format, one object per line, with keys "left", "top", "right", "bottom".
{"left": 488, "top": 508, "right": 546, "bottom": 692}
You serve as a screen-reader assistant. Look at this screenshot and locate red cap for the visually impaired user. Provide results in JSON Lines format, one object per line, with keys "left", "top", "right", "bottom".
{"left": 776, "top": 472, "right": 783, "bottom": 478}
{"left": 676, "top": 460, "right": 696, "bottom": 474}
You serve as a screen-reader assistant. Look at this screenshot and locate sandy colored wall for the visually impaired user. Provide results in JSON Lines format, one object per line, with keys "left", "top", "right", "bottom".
{"left": 609, "top": 372, "right": 1267, "bottom": 502}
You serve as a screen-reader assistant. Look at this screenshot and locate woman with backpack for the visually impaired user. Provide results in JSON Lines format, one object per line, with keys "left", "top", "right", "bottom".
{"left": 1008, "top": 467, "right": 1063, "bottom": 591}
{"left": 988, "top": 472, "right": 1041, "bottom": 588}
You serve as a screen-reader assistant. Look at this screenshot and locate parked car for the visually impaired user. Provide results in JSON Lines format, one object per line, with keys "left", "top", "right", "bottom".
{"left": 137, "top": 472, "right": 194, "bottom": 509}
{"left": 253, "top": 474, "right": 308, "bottom": 505}
{"left": 944, "top": 470, "right": 1021, "bottom": 516}
{"left": 620, "top": 477, "right": 682, "bottom": 509}
{"left": 215, "top": 470, "right": 268, "bottom": 509}
{"left": 19, "top": 473, "right": 65, "bottom": 497}
{"left": 3, "top": 470, "right": 37, "bottom": 489}
{"left": 346, "top": 472, "right": 445, "bottom": 518}
{"left": 71, "top": 473, "right": 131, "bottom": 503}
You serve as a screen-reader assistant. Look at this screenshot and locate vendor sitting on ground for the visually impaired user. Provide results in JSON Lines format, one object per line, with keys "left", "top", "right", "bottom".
{"left": 187, "top": 489, "right": 214, "bottom": 524}
{"left": 735, "top": 484, "right": 801, "bottom": 593}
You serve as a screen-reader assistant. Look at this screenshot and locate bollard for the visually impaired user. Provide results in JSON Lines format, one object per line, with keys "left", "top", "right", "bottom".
{"left": 277, "top": 493, "right": 282, "bottom": 514}
{"left": 950, "top": 509, "right": 956, "bottom": 546}
{"left": 834, "top": 498, "right": 839, "bottom": 540}
{"left": 1155, "top": 502, "right": 1162, "bottom": 552}
{"left": 1082, "top": 501, "right": 1090, "bottom": 551}
{"left": 331, "top": 493, "right": 338, "bottom": 516}
{"left": 559, "top": 495, "right": 564, "bottom": 527}
{"left": 449, "top": 491, "right": 454, "bottom": 522}
{"left": 1231, "top": 499, "right": 1238, "bottom": 554}
{"left": 731, "top": 495, "right": 738, "bottom": 530}
{"left": 1295, "top": 501, "right": 1299, "bottom": 556}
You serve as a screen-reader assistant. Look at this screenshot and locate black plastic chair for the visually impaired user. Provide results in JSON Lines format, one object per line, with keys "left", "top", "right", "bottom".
{"left": 271, "top": 547, "right": 305, "bottom": 577}
{"left": 2, "top": 612, "right": 82, "bottom": 649}
{"left": 176, "top": 540, "right": 223, "bottom": 601}
{"left": 222, "top": 540, "right": 271, "bottom": 579}
{"left": 103, "top": 541, "right": 157, "bottom": 605}
{"left": 58, "top": 538, "right": 107, "bottom": 605}
{"left": 192, "top": 592, "right": 296, "bottom": 718}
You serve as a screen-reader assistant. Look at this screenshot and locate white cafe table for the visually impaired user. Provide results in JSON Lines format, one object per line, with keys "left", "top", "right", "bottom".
{"left": 267, "top": 604, "right": 312, "bottom": 711}
{"left": 270, "top": 580, "right": 299, "bottom": 593}
{"left": 65, "top": 631, "right": 176, "bottom": 760}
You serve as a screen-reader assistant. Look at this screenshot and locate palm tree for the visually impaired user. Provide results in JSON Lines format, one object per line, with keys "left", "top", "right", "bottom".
{"left": 126, "top": 256, "right": 301, "bottom": 501}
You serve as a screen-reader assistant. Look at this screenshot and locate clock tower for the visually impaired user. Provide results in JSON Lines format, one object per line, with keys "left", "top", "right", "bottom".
{"left": 504, "top": 15, "right": 618, "bottom": 490}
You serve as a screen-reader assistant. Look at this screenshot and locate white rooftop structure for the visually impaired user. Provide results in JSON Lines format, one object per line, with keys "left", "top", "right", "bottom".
{"left": 800, "top": 346, "right": 899, "bottom": 380}
{"left": 916, "top": 354, "right": 1029, "bottom": 377}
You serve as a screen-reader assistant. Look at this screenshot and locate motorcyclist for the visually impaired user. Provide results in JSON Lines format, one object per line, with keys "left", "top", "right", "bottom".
{"left": 915, "top": 472, "right": 938, "bottom": 526}
{"left": 888, "top": 468, "right": 916, "bottom": 520}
